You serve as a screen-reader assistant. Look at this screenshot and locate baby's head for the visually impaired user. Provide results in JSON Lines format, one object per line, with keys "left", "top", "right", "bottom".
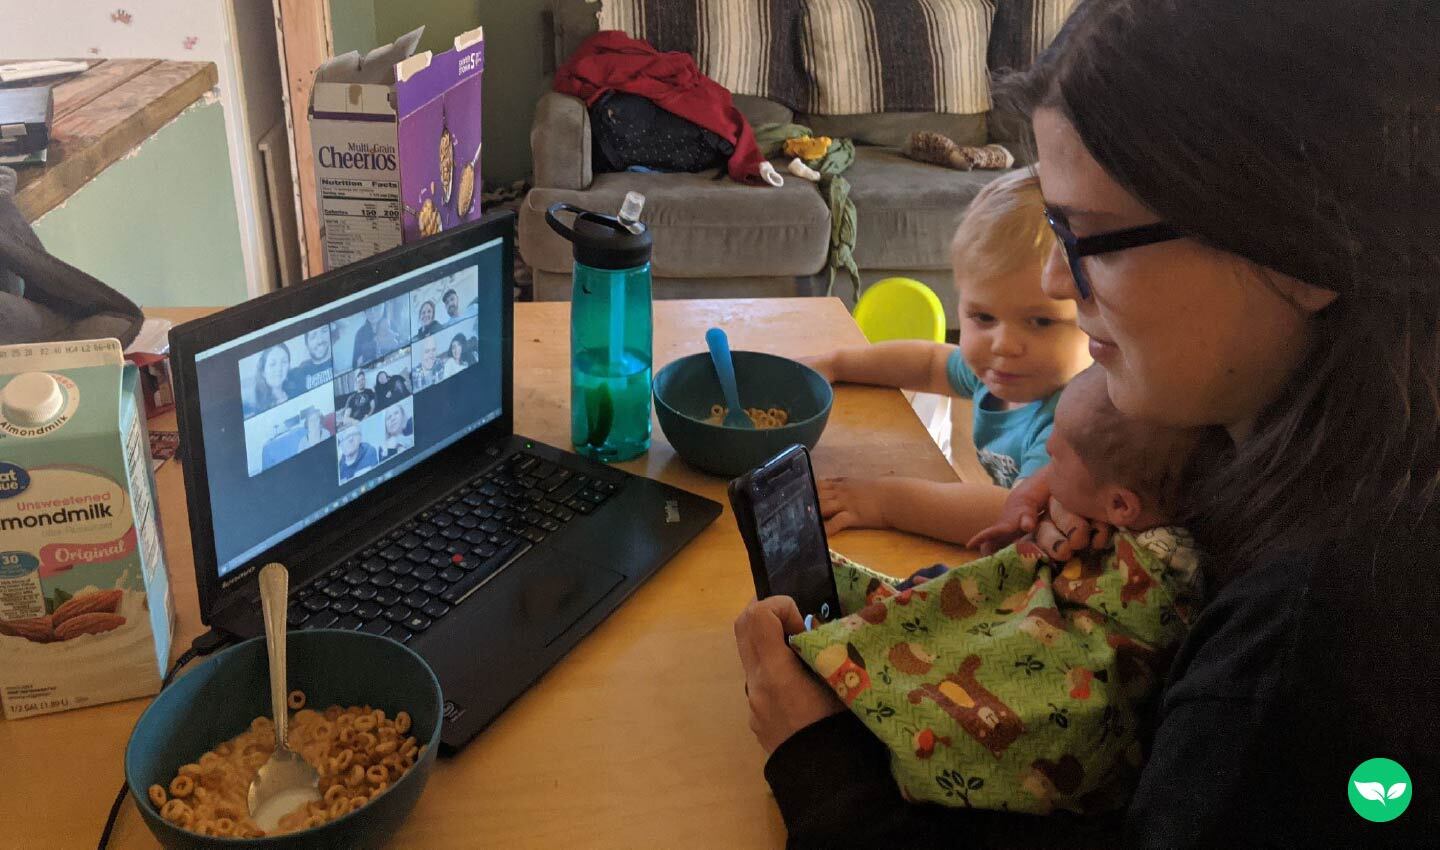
{"left": 1046, "top": 367, "right": 1200, "bottom": 530}
{"left": 952, "top": 169, "right": 1091, "bottom": 405}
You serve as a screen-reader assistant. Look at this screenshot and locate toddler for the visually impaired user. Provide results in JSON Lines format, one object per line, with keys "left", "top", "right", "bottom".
{"left": 805, "top": 170, "right": 1091, "bottom": 545}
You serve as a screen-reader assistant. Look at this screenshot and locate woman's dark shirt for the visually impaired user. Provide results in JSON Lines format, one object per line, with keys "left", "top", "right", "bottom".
{"left": 765, "top": 517, "right": 1439, "bottom": 847}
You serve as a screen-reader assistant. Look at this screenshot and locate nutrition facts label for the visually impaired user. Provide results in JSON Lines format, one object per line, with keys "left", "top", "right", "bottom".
{"left": 123, "top": 413, "right": 163, "bottom": 587}
{"left": 0, "top": 552, "right": 46, "bottom": 620}
{"left": 320, "top": 178, "right": 402, "bottom": 269}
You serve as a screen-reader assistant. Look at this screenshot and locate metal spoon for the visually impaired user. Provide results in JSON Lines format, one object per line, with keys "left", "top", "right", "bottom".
{"left": 705, "top": 328, "right": 753, "bottom": 429}
{"left": 247, "top": 563, "right": 320, "bottom": 831}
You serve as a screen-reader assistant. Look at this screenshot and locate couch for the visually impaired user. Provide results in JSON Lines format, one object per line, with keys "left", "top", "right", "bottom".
{"left": 519, "top": 0, "right": 1062, "bottom": 324}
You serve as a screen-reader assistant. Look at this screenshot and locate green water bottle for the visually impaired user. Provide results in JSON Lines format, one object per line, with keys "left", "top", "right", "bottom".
{"left": 546, "top": 193, "right": 653, "bottom": 462}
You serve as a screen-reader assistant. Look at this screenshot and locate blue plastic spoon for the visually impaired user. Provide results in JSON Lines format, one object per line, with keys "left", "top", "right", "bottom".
{"left": 705, "top": 327, "right": 753, "bottom": 429}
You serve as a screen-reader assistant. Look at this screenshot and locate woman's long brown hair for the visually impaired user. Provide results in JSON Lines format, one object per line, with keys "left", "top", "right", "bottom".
{"left": 1005, "top": 0, "right": 1440, "bottom": 583}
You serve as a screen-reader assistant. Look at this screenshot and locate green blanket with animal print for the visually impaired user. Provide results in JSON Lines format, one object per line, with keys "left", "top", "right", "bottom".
{"left": 790, "top": 530, "right": 1201, "bottom": 814}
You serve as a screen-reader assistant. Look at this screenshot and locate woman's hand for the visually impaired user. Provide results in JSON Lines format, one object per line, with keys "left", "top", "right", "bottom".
{"left": 967, "top": 468, "right": 1052, "bottom": 553}
{"left": 734, "top": 596, "right": 844, "bottom": 753}
{"left": 818, "top": 477, "right": 887, "bottom": 536}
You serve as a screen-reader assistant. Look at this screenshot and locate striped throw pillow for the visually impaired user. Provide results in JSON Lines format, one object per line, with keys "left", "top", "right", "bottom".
{"left": 598, "top": 0, "right": 813, "bottom": 112}
{"left": 800, "top": 0, "right": 994, "bottom": 116}
{"left": 988, "top": 0, "right": 1079, "bottom": 71}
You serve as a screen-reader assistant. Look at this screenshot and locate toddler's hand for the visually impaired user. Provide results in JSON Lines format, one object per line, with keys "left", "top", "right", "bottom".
{"left": 799, "top": 352, "right": 838, "bottom": 384}
{"left": 817, "top": 477, "right": 886, "bottom": 536}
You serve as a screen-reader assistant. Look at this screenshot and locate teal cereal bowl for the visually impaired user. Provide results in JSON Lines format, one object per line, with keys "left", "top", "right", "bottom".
{"left": 653, "top": 350, "right": 833, "bottom": 477}
{"left": 124, "top": 629, "right": 441, "bottom": 848}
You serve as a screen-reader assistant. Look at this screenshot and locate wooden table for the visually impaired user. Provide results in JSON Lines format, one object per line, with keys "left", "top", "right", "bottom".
{"left": 1, "top": 298, "right": 968, "bottom": 848}
{"left": 8, "top": 59, "right": 218, "bottom": 222}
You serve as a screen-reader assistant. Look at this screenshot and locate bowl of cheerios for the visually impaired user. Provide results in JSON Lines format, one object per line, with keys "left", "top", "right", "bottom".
{"left": 125, "top": 629, "right": 442, "bottom": 848}
{"left": 653, "top": 349, "right": 833, "bottom": 477}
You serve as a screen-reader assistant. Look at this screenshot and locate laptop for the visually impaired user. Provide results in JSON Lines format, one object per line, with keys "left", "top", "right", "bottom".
{"left": 170, "top": 212, "right": 721, "bottom": 751}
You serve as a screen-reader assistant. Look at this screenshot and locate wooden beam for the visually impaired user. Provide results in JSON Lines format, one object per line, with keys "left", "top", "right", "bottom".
{"left": 273, "top": 0, "right": 333, "bottom": 279}
{"left": 49, "top": 59, "right": 156, "bottom": 118}
{"left": 15, "top": 61, "right": 218, "bottom": 222}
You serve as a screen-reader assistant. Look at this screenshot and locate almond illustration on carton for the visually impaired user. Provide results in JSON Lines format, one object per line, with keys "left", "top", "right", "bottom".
{"left": 0, "top": 615, "right": 56, "bottom": 643}
{"left": 53, "top": 612, "right": 125, "bottom": 640}
{"left": 51, "top": 589, "right": 123, "bottom": 627}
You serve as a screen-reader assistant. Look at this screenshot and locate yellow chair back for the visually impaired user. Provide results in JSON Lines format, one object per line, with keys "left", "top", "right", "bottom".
{"left": 853, "top": 277, "right": 946, "bottom": 343}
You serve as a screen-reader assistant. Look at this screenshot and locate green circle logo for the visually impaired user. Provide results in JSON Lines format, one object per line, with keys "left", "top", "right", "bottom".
{"left": 1348, "top": 758, "right": 1412, "bottom": 822}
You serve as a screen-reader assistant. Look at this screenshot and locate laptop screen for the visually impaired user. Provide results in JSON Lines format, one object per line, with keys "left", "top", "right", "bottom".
{"left": 192, "top": 237, "right": 507, "bottom": 579}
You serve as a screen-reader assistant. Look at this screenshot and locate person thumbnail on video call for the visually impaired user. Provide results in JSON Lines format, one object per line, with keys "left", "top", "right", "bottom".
{"left": 238, "top": 265, "right": 482, "bottom": 485}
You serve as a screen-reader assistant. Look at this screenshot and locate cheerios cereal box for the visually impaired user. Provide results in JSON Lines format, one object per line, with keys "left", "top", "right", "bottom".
{"left": 0, "top": 338, "right": 172, "bottom": 719}
{"left": 309, "top": 25, "right": 484, "bottom": 270}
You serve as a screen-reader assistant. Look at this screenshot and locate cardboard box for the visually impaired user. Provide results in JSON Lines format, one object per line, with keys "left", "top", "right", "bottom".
{"left": 124, "top": 317, "right": 175, "bottom": 419}
{"left": 309, "top": 27, "right": 485, "bottom": 271}
{"left": 0, "top": 338, "right": 172, "bottom": 719}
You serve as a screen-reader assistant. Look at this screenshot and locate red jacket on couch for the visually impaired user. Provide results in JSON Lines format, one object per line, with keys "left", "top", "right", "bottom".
{"left": 555, "top": 31, "right": 771, "bottom": 185}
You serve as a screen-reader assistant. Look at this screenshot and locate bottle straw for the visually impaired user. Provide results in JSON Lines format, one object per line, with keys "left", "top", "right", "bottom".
{"left": 610, "top": 274, "right": 624, "bottom": 371}
{"left": 610, "top": 192, "right": 645, "bottom": 373}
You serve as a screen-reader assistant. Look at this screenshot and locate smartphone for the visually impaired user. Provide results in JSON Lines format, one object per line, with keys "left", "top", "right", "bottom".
{"left": 729, "top": 445, "right": 842, "bottom": 624}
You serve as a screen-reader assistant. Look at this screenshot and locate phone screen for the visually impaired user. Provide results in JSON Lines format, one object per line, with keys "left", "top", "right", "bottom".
{"left": 751, "top": 451, "right": 838, "bottom": 622}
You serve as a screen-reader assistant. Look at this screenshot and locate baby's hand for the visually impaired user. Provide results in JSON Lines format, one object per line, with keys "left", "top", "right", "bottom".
{"left": 1032, "top": 497, "right": 1114, "bottom": 561}
{"left": 817, "top": 477, "right": 887, "bottom": 536}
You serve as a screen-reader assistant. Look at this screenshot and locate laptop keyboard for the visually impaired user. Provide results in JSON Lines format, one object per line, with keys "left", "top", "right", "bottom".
{"left": 285, "top": 448, "right": 620, "bottom": 643}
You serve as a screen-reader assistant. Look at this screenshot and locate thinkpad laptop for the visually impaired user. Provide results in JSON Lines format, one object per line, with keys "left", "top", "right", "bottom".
{"left": 170, "top": 212, "right": 721, "bottom": 750}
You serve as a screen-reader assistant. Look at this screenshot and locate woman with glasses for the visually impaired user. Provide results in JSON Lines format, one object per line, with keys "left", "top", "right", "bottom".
{"left": 735, "top": 1, "right": 1438, "bottom": 845}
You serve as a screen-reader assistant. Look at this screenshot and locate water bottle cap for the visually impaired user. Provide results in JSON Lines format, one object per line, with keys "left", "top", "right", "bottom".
{"left": 545, "top": 202, "right": 652, "bottom": 270}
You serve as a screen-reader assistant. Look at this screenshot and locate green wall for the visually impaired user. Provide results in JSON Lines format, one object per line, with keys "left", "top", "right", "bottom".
{"left": 330, "top": 0, "right": 379, "bottom": 60}
{"left": 330, "top": 0, "right": 549, "bottom": 184}
{"left": 33, "top": 101, "right": 248, "bottom": 308}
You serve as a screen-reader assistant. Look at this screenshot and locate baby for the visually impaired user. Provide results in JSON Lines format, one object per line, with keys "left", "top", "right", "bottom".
{"left": 790, "top": 368, "right": 1205, "bottom": 815}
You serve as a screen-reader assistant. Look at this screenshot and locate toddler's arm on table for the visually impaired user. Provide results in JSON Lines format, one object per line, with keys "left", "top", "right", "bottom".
{"left": 803, "top": 341, "right": 956, "bottom": 397}
{"left": 821, "top": 476, "right": 1009, "bottom": 545}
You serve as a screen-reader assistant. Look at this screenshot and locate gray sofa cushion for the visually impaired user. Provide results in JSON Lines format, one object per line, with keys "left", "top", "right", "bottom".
{"left": 531, "top": 92, "right": 593, "bottom": 190}
{"left": 521, "top": 169, "right": 829, "bottom": 278}
{"left": 843, "top": 147, "right": 1016, "bottom": 269}
{"left": 800, "top": 111, "right": 988, "bottom": 148}
{"left": 734, "top": 95, "right": 794, "bottom": 129}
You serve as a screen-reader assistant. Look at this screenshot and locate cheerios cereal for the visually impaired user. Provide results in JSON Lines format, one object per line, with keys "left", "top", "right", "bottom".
{"left": 153, "top": 695, "right": 423, "bottom": 837}
{"left": 705, "top": 405, "right": 790, "bottom": 429}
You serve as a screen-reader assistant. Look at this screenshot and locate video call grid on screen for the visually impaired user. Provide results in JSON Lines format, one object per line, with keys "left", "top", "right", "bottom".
{"left": 195, "top": 239, "right": 504, "bottom": 577}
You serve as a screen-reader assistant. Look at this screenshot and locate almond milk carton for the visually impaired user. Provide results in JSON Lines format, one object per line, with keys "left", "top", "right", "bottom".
{"left": 0, "top": 339, "right": 172, "bottom": 719}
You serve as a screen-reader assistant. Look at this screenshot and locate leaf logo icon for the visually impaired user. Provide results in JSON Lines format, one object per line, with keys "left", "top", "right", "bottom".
{"left": 1349, "top": 759, "right": 1412, "bottom": 821}
{"left": 1355, "top": 781, "right": 1388, "bottom": 805}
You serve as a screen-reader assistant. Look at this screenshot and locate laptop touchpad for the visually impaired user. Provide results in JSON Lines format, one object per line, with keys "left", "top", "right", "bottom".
{"left": 519, "top": 555, "right": 625, "bottom": 647}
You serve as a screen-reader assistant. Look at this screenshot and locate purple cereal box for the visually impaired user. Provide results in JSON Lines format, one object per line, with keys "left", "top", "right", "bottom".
{"left": 395, "top": 30, "right": 485, "bottom": 242}
{"left": 308, "top": 27, "right": 484, "bottom": 271}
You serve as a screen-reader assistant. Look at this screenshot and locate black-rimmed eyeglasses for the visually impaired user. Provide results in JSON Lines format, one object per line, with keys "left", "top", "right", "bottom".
{"left": 1044, "top": 206, "right": 1183, "bottom": 300}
